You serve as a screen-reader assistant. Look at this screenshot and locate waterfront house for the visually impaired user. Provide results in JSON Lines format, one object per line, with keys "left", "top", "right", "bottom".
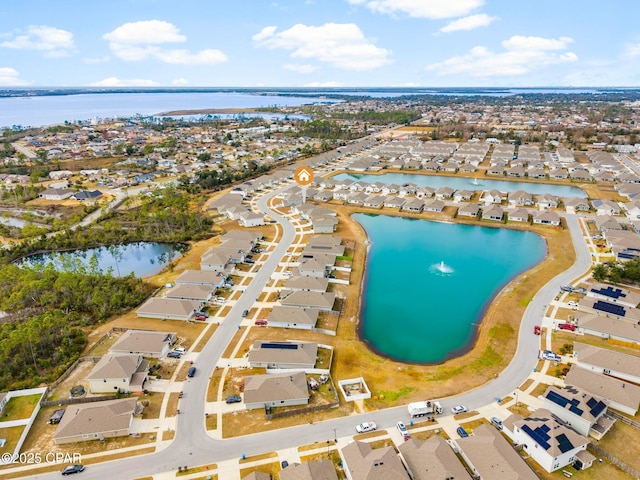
{"left": 458, "top": 203, "right": 480, "bottom": 218}
{"left": 533, "top": 210, "right": 560, "bottom": 226}
{"left": 401, "top": 198, "right": 424, "bottom": 213}
{"left": 508, "top": 208, "right": 530, "bottom": 223}
{"left": 280, "top": 291, "right": 336, "bottom": 311}
{"left": 174, "top": 270, "right": 227, "bottom": 288}
{"left": 453, "top": 189, "right": 473, "bottom": 203}
{"left": 424, "top": 199, "right": 445, "bottom": 213}
{"left": 482, "top": 204, "right": 504, "bottom": 221}
{"left": 508, "top": 190, "right": 534, "bottom": 207}
{"left": 165, "top": 284, "right": 214, "bottom": 303}
{"left": 384, "top": 197, "right": 405, "bottom": 209}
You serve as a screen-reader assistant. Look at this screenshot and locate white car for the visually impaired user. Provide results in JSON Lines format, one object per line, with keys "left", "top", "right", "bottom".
{"left": 396, "top": 421, "right": 409, "bottom": 436}
{"left": 451, "top": 405, "right": 468, "bottom": 414}
{"left": 567, "top": 301, "right": 578, "bottom": 307}
{"left": 171, "top": 347, "right": 186, "bottom": 355}
{"left": 355, "top": 421, "right": 377, "bottom": 433}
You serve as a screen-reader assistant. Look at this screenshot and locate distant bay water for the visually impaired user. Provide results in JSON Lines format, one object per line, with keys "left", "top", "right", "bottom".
{"left": 0, "top": 91, "right": 332, "bottom": 129}
{"left": 355, "top": 214, "right": 546, "bottom": 363}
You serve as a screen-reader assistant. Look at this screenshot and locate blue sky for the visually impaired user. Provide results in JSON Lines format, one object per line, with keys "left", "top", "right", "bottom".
{"left": 0, "top": 0, "right": 638, "bottom": 88}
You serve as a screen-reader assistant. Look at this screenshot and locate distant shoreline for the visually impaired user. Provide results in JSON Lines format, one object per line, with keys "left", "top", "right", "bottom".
{"left": 156, "top": 108, "right": 262, "bottom": 116}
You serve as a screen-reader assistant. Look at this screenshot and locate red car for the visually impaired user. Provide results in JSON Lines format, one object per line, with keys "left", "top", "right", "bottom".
{"left": 195, "top": 314, "right": 207, "bottom": 321}
{"left": 534, "top": 325, "right": 541, "bottom": 335}
{"left": 254, "top": 319, "right": 268, "bottom": 326}
{"left": 558, "top": 323, "right": 576, "bottom": 331}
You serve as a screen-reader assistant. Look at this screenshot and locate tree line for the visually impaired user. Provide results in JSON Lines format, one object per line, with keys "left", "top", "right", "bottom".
{"left": 592, "top": 258, "right": 640, "bottom": 284}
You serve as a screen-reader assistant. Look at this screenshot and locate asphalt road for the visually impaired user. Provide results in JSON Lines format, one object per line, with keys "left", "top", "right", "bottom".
{"left": 29, "top": 203, "right": 593, "bottom": 479}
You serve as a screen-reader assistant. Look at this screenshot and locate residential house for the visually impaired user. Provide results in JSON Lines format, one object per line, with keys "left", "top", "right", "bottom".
{"left": 564, "top": 198, "right": 590, "bottom": 214}
{"left": 241, "top": 472, "right": 271, "bottom": 480}
{"left": 243, "top": 371, "right": 309, "bottom": 410}
{"left": 565, "top": 365, "right": 640, "bottom": 416}
{"left": 401, "top": 198, "right": 424, "bottom": 213}
{"left": 53, "top": 398, "right": 139, "bottom": 445}
{"left": 585, "top": 282, "right": 640, "bottom": 308}
{"left": 174, "top": 270, "right": 227, "bottom": 288}
{"left": 537, "top": 194, "right": 559, "bottom": 210}
{"left": 575, "top": 312, "right": 640, "bottom": 346}
{"left": 136, "top": 298, "right": 201, "bottom": 321}
{"left": 482, "top": 204, "right": 504, "bottom": 221}
{"left": 71, "top": 190, "right": 103, "bottom": 202}
{"left": 280, "top": 291, "right": 336, "bottom": 311}
{"left": 423, "top": 199, "right": 445, "bottom": 213}
{"left": 238, "top": 211, "right": 265, "bottom": 227}
{"left": 109, "top": 330, "right": 176, "bottom": 359}
{"left": 280, "top": 459, "right": 338, "bottom": 480}
{"left": 398, "top": 436, "right": 471, "bottom": 480}
{"left": 165, "top": 284, "right": 214, "bottom": 303}
{"left": 341, "top": 440, "right": 410, "bottom": 480}
{"left": 39, "top": 188, "right": 74, "bottom": 201}
{"left": 456, "top": 424, "right": 539, "bottom": 480}
{"left": 267, "top": 306, "right": 320, "bottom": 330}
{"left": 248, "top": 341, "right": 318, "bottom": 371}
{"left": 483, "top": 189, "right": 503, "bottom": 204}
{"left": 574, "top": 341, "right": 640, "bottom": 385}
{"left": 533, "top": 210, "right": 561, "bottom": 226}
{"left": 453, "top": 189, "right": 474, "bottom": 203}
{"left": 592, "top": 199, "right": 622, "bottom": 216}
{"left": 541, "top": 385, "right": 611, "bottom": 438}
{"left": 508, "top": 190, "right": 534, "bottom": 207}
{"left": 458, "top": 203, "right": 480, "bottom": 218}
{"left": 283, "top": 276, "right": 329, "bottom": 293}
{"left": 508, "top": 208, "right": 530, "bottom": 223}
{"left": 384, "top": 197, "right": 405, "bottom": 209}
{"left": 512, "top": 408, "right": 589, "bottom": 473}
{"left": 87, "top": 354, "right": 149, "bottom": 394}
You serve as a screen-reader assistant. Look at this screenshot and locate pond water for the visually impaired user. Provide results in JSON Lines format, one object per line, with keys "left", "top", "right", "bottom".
{"left": 354, "top": 214, "right": 547, "bottom": 363}
{"left": 21, "top": 242, "right": 184, "bottom": 278}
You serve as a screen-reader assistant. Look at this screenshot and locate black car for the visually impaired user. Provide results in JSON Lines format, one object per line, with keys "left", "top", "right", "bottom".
{"left": 187, "top": 366, "right": 196, "bottom": 377}
{"left": 167, "top": 351, "right": 182, "bottom": 359}
{"left": 61, "top": 464, "right": 85, "bottom": 475}
{"left": 225, "top": 395, "right": 242, "bottom": 404}
{"left": 242, "top": 309, "right": 249, "bottom": 317}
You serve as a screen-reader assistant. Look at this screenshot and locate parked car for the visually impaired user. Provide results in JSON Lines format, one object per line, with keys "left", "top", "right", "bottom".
{"left": 534, "top": 325, "right": 541, "bottom": 335}
{"left": 451, "top": 405, "right": 468, "bottom": 414}
{"left": 396, "top": 421, "right": 410, "bottom": 439}
{"left": 196, "top": 311, "right": 209, "bottom": 318}
{"left": 255, "top": 319, "right": 268, "bottom": 326}
{"left": 540, "top": 350, "right": 561, "bottom": 362}
{"left": 244, "top": 259, "right": 255, "bottom": 264}
{"left": 558, "top": 322, "right": 576, "bottom": 331}
{"left": 567, "top": 301, "right": 578, "bottom": 307}
{"left": 172, "top": 347, "right": 186, "bottom": 354}
{"left": 195, "top": 314, "right": 207, "bottom": 321}
{"left": 456, "top": 426, "right": 469, "bottom": 438}
{"left": 225, "top": 395, "right": 242, "bottom": 404}
{"left": 490, "top": 417, "right": 504, "bottom": 430}
{"left": 187, "top": 366, "right": 196, "bottom": 377}
{"left": 49, "top": 409, "right": 65, "bottom": 425}
{"left": 61, "top": 465, "right": 85, "bottom": 475}
{"left": 355, "top": 421, "right": 377, "bottom": 433}
{"left": 281, "top": 460, "right": 289, "bottom": 469}
{"left": 167, "top": 351, "right": 182, "bottom": 359}
{"left": 242, "top": 309, "right": 249, "bottom": 317}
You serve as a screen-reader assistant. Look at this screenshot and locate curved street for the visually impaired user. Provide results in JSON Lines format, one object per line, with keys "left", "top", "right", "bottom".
{"left": 29, "top": 191, "right": 593, "bottom": 480}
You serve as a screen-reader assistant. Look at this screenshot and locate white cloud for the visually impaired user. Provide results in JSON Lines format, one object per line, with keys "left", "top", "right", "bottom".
{"left": 103, "top": 20, "right": 186, "bottom": 45}
{"left": 0, "top": 25, "right": 75, "bottom": 58}
{"left": 253, "top": 23, "right": 391, "bottom": 70}
{"left": 0, "top": 67, "right": 28, "bottom": 86}
{"left": 627, "top": 43, "right": 640, "bottom": 57}
{"left": 304, "top": 81, "right": 345, "bottom": 87}
{"left": 426, "top": 35, "right": 577, "bottom": 77}
{"left": 347, "top": 0, "right": 484, "bottom": 19}
{"left": 90, "top": 77, "right": 160, "bottom": 87}
{"left": 82, "top": 55, "right": 111, "bottom": 65}
{"left": 103, "top": 20, "right": 227, "bottom": 65}
{"left": 172, "top": 77, "right": 190, "bottom": 86}
{"left": 440, "top": 13, "right": 497, "bottom": 32}
{"left": 284, "top": 63, "right": 319, "bottom": 74}
{"left": 154, "top": 48, "right": 227, "bottom": 65}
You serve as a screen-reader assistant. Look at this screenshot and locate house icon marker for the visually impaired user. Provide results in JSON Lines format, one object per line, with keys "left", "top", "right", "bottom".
{"left": 294, "top": 166, "right": 314, "bottom": 186}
